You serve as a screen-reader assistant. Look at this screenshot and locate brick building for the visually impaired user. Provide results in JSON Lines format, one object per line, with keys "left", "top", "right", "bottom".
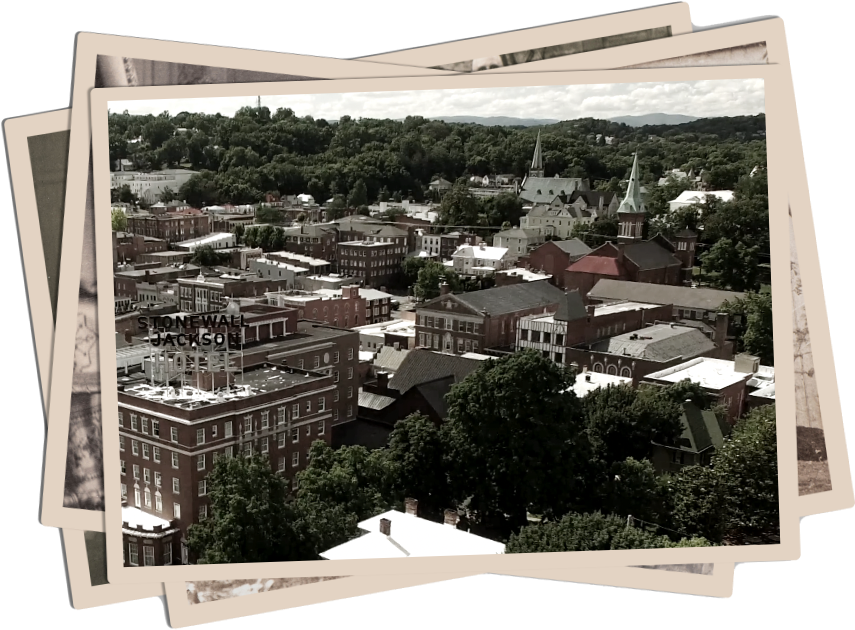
{"left": 415, "top": 280, "right": 565, "bottom": 355}
{"left": 336, "top": 240, "right": 405, "bottom": 289}
{"left": 115, "top": 265, "right": 200, "bottom": 300}
{"left": 518, "top": 239, "right": 591, "bottom": 287}
{"left": 279, "top": 224, "right": 339, "bottom": 261}
{"left": 126, "top": 212, "right": 210, "bottom": 244}
{"left": 118, "top": 319, "right": 360, "bottom": 566}
{"left": 114, "top": 231, "right": 168, "bottom": 266}
{"left": 177, "top": 272, "right": 301, "bottom": 313}
{"left": 266, "top": 285, "right": 367, "bottom": 328}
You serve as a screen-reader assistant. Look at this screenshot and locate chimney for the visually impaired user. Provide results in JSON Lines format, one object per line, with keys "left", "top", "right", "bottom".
{"left": 444, "top": 509, "right": 460, "bottom": 527}
{"left": 616, "top": 243, "right": 625, "bottom": 263}
{"left": 376, "top": 371, "right": 389, "bottom": 392}
{"left": 393, "top": 342, "right": 400, "bottom": 350}
{"left": 586, "top": 304, "right": 596, "bottom": 318}
{"left": 479, "top": 242, "right": 485, "bottom": 250}
{"left": 439, "top": 282, "right": 450, "bottom": 296}
{"left": 379, "top": 518, "right": 391, "bottom": 536}
{"left": 714, "top": 312, "right": 728, "bottom": 345}
{"left": 404, "top": 497, "right": 418, "bottom": 516}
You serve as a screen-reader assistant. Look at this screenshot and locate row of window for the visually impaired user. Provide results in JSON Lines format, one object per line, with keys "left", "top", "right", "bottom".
{"left": 126, "top": 542, "right": 171, "bottom": 567}
{"left": 519, "top": 329, "right": 565, "bottom": 345}
{"left": 418, "top": 315, "right": 481, "bottom": 335}
{"left": 591, "top": 362, "right": 633, "bottom": 377}
{"left": 418, "top": 333, "right": 479, "bottom": 354}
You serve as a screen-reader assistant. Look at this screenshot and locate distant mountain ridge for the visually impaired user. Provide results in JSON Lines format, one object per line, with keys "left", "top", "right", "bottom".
{"left": 401, "top": 113, "right": 703, "bottom": 128}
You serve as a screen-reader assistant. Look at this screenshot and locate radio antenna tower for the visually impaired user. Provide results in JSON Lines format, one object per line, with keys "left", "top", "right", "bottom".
{"left": 257, "top": 95, "right": 261, "bottom": 109}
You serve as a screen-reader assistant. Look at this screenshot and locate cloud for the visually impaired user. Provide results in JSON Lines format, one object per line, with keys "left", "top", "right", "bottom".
{"left": 110, "top": 79, "right": 764, "bottom": 122}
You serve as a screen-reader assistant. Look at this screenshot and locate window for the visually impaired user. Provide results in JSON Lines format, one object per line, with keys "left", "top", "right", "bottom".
{"left": 347, "top": 367, "right": 354, "bottom": 380}
{"left": 291, "top": 427, "right": 299, "bottom": 443}
{"left": 211, "top": 424, "right": 218, "bottom": 438}
{"left": 171, "top": 452, "right": 179, "bottom": 469}
{"left": 121, "top": 460, "right": 126, "bottom": 475}
{"left": 347, "top": 405, "right": 353, "bottom": 418}
{"left": 144, "top": 488, "right": 152, "bottom": 508}
{"left": 152, "top": 420, "right": 159, "bottom": 437}
{"left": 292, "top": 403, "right": 299, "bottom": 419}
{"left": 172, "top": 478, "right": 180, "bottom": 494}
{"left": 333, "top": 409, "right": 339, "bottom": 421}
{"left": 197, "top": 454, "right": 205, "bottom": 471}
{"left": 347, "top": 387, "right": 353, "bottom": 399}
{"left": 121, "top": 483, "right": 127, "bottom": 500}
{"left": 173, "top": 503, "right": 181, "bottom": 520}
{"left": 334, "top": 351, "right": 340, "bottom": 363}
{"left": 155, "top": 493, "right": 163, "bottom": 513}
{"left": 298, "top": 359, "right": 304, "bottom": 369}
{"left": 133, "top": 464, "right": 140, "bottom": 479}
{"left": 199, "top": 505, "right": 208, "bottom": 521}
{"left": 132, "top": 440, "right": 139, "bottom": 456}
{"left": 457, "top": 338, "right": 464, "bottom": 353}
{"left": 348, "top": 348, "right": 354, "bottom": 360}
{"left": 134, "top": 487, "right": 141, "bottom": 507}
{"left": 314, "top": 356, "right": 320, "bottom": 368}
{"left": 198, "top": 480, "right": 207, "bottom": 496}
{"left": 153, "top": 446, "right": 160, "bottom": 463}
{"left": 143, "top": 468, "right": 151, "bottom": 484}
{"left": 620, "top": 366, "right": 632, "bottom": 378}
{"left": 278, "top": 432, "right": 286, "bottom": 448}
{"left": 142, "top": 443, "right": 150, "bottom": 460}
{"left": 163, "top": 544, "right": 172, "bottom": 565}
{"left": 131, "top": 415, "right": 138, "bottom": 431}
{"left": 118, "top": 411, "right": 124, "bottom": 428}
{"left": 334, "top": 390, "right": 340, "bottom": 402}
{"left": 170, "top": 427, "right": 178, "bottom": 443}
{"left": 556, "top": 334, "right": 564, "bottom": 345}
{"left": 196, "top": 428, "right": 205, "bottom": 445}
{"left": 244, "top": 416, "right": 253, "bottom": 434}
{"left": 292, "top": 452, "right": 300, "bottom": 467}
{"left": 128, "top": 544, "right": 138, "bottom": 566}
{"left": 154, "top": 472, "right": 162, "bottom": 487}
{"left": 243, "top": 443, "right": 252, "bottom": 457}
{"left": 261, "top": 411, "right": 269, "bottom": 429}
{"left": 224, "top": 445, "right": 233, "bottom": 458}
{"left": 278, "top": 457, "right": 286, "bottom": 472}
{"left": 223, "top": 420, "right": 232, "bottom": 438}
{"left": 334, "top": 370, "right": 340, "bottom": 383}
{"left": 305, "top": 399, "right": 311, "bottom": 413}
{"left": 318, "top": 397, "right": 325, "bottom": 412}
{"left": 141, "top": 418, "right": 149, "bottom": 434}
{"left": 276, "top": 409, "right": 285, "bottom": 426}
{"left": 261, "top": 437, "right": 269, "bottom": 453}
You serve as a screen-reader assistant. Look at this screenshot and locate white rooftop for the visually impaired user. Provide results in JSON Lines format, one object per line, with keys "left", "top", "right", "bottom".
{"left": 453, "top": 245, "right": 509, "bottom": 261}
{"left": 320, "top": 510, "right": 505, "bottom": 560}
{"left": 267, "top": 251, "right": 329, "bottom": 266}
{"left": 460, "top": 352, "right": 494, "bottom": 361}
{"left": 175, "top": 232, "right": 234, "bottom": 248}
{"left": 355, "top": 319, "right": 416, "bottom": 338}
{"left": 499, "top": 268, "right": 552, "bottom": 282}
{"left": 669, "top": 190, "right": 735, "bottom": 206}
{"left": 594, "top": 301, "right": 662, "bottom": 316}
{"left": 255, "top": 258, "right": 309, "bottom": 273}
{"left": 122, "top": 505, "right": 171, "bottom": 530}
{"left": 359, "top": 350, "right": 375, "bottom": 362}
{"left": 571, "top": 371, "right": 632, "bottom": 397}
{"left": 646, "top": 357, "right": 773, "bottom": 390}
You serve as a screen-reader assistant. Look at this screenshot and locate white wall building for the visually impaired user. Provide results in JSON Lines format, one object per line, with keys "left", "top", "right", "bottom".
{"left": 451, "top": 243, "right": 513, "bottom": 277}
{"left": 174, "top": 232, "right": 236, "bottom": 252}
{"left": 110, "top": 168, "right": 197, "bottom": 204}
{"left": 667, "top": 190, "right": 735, "bottom": 214}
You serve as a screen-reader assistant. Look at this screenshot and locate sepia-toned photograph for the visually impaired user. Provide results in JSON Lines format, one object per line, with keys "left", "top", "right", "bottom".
{"left": 101, "top": 77, "right": 781, "bottom": 570}
{"left": 433, "top": 27, "right": 672, "bottom": 72}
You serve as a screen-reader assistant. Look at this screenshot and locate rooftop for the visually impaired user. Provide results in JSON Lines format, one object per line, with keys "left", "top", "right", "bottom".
{"left": 588, "top": 324, "right": 716, "bottom": 362}
{"left": 122, "top": 505, "right": 172, "bottom": 531}
{"left": 426, "top": 280, "right": 564, "bottom": 317}
{"left": 588, "top": 279, "right": 745, "bottom": 311}
{"left": 645, "top": 356, "right": 774, "bottom": 391}
{"left": 571, "top": 371, "right": 632, "bottom": 397}
{"left": 320, "top": 509, "right": 505, "bottom": 560}
{"left": 452, "top": 244, "right": 509, "bottom": 261}
{"left": 175, "top": 232, "right": 235, "bottom": 248}
{"left": 594, "top": 301, "right": 664, "bottom": 316}
{"left": 497, "top": 268, "right": 552, "bottom": 282}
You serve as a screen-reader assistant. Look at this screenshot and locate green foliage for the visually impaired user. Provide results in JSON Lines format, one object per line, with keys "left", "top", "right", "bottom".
{"left": 413, "top": 260, "right": 459, "bottom": 301}
{"left": 443, "top": 350, "right": 587, "bottom": 531}
{"left": 254, "top": 205, "right": 285, "bottom": 225}
{"left": 191, "top": 244, "right": 231, "bottom": 267}
{"left": 348, "top": 179, "right": 368, "bottom": 208}
{"left": 186, "top": 453, "right": 308, "bottom": 563}
{"left": 158, "top": 186, "right": 178, "bottom": 203}
{"left": 111, "top": 209, "right": 127, "bottom": 232}
{"left": 438, "top": 182, "right": 481, "bottom": 226}
{"left": 666, "top": 464, "right": 727, "bottom": 542}
{"left": 700, "top": 237, "right": 760, "bottom": 292}
{"left": 118, "top": 184, "right": 136, "bottom": 205}
{"left": 721, "top": 292, "right": 774, "bottom": 365}
{"left": 232, "top": 223, "right": 245, "bottom": 245}
{"left": 179, "top": 171, "right": 220, "bottom": 208}
{"left": 326, "top": 194, "right": 348, "bottom": 220}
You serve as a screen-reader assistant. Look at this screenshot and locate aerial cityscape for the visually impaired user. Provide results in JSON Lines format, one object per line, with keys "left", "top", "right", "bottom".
{"left": 107, "top": 84, "right": 778, "bottom": 567}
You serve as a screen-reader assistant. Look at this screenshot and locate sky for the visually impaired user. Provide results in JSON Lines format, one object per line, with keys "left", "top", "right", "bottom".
{"left": 109, "top": 79, "right": 765, "bottom": 122}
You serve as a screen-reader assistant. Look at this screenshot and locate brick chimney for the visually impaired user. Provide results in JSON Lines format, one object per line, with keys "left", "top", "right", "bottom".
{"left": 376, "top": 371, "right": 389, "bottom": 392}
{"left": 616, "top": 243, "right": 625, "bottom": 264}
{"left": 404, "top": 497, "right": 418, "bottom": 516}
{"left": 714, "top": 312, "right": 728, "bottom": 346}
{"left": 586, "top": 304, "right": 596, "bottom": 319}
{"left": 439, "top": 282, "right": 450, "bottom": 296}
{"left": 379, "top": 518, "right": 391, "bottom": 536}
{"left": 443, "top": 509, "right": 460, "bottom": 527}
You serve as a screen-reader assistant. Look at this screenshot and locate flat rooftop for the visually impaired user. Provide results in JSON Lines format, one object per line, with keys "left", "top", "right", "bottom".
{"left": 571, "top": 371, "right": 632, "bottom": 397}
{"left": 646, "top": 357, "right": 771, "bottom": 390}
{"left": 594, "top": 301, "right": 662, "bottom": 316}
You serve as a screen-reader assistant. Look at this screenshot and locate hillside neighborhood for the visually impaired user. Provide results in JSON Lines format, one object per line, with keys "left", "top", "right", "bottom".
{"left": 109, "top": 108, "right": 777, "bottom": 567}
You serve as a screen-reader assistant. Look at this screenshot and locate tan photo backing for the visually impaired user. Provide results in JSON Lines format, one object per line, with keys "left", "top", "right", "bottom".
{"left": 89, "top": 63, "right": 797, "bottom": 583}
{"left": 62, "top": 529, "right": 164, "bottom": 609}
{"left": 376, "top": 16, "right": 853, "bottom": 516}
{"left": 38, "top": 34, "right": 456, "bottom": 534}
{"left": 357, "top": 2, "right": 691, "bottom": 67}
{"left": 164, "top": 563, "right": 732, "bottom": 628}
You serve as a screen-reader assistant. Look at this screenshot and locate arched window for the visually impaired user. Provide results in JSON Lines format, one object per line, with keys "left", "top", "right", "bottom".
{"left": 620, "top": 366, "right": 632, "bottom": 378}
{"left": 606, "top": 365, "right": 617, "bottom": 376}
{"left": 593, "top": 362, "right": 604, "bottom": 373}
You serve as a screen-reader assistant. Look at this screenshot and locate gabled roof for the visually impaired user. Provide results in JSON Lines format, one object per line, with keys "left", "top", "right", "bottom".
{"left": 549, "top": 238, "right": 592, "bottom": 258}
{"left": 452, "top": 245, "right": 509, "bottom": 261}
{"left": 617, "top": 152, "right": 646, "bottom": 215}
{"left": 590, "top": 324, "right": 716, "bottom": 362}
{"left": 441, "top": 280, "right": 565, "bottom": 317}
{"left": 389, "top": 349, "right": 483, "bottom": 395}
{"left": 493, "top": 228, "right": 542, "bottom": 240}
{"left": 429, "top": 177, "right": 453, "bottom": 187}
{"left": 519, "top": 176, "right": 586, "bottom": 204}
{"left": 623, "top": 241, "right": 682, "bottom": 271}
{"left": 372, "top": 346, "right": 411, "bottom": 373}
{"left": 569, "top": 190, "right": 618, "bottom": 207}
{"left": 566, "top": 255, "right": 625, "bottom": 277}
{"left": 358, "top": 390, "right": 396, "bottom": 411}
{"left": 672, "top": 402, "right": 729, "bottom": 454}
{"left": 555, "top": 290, "right": 587, "bottom": 322}
{"left": 588, "top": 279, "right": 744, "bottom": 311}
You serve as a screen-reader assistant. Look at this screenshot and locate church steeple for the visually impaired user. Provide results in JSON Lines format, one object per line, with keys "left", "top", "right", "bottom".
{"left": 529, "top": 130, "right": 544, "bottom": 178}
{"left": 617, "top": 152, "right": 646, "bottom": 243}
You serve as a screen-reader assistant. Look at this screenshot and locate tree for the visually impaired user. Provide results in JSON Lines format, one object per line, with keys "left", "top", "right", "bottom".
{"left": 438, "top": 182, "right": 480, "bottom": 226}
{"left": 186, "top": 453, "right": 308, "bottom": 563}
{"left": 442, "top": 350, "right": 588, "bottom": 534}
{"left": 412, "top": 260, "right": 458, "bottom": 301}
{"left": 232, "top": 223, "right": 245, "bottom": 245}
{"left": 666, "top": 464, "right": 728, "bottom": 542}
{"left": 141, "top": 116, "right": 175, "bottom": 150}
{"left": 721, "top": 292, "right": 774, "bottom": 365}
{"left": 700, "top": 237, "right": 760, "bottom": 292}
{"left": 714, "top": 404, "right": 779, "bottom": 543}
{"left": 158, "top": 186, "right": 178, "bottom": 203}
{"left": 326, "top": 194, "right": 348, "bottom": 220}
{"left": 505, "top": 512, "right": 710, "bottom": 553}
{"left": 255, "top": 205, "right": 284, "bottom": 224}
{"left": 179, "top": 171, "right": 220, "bottom": 209}
{"left": 385, "top": 413, "right": 451, "bottom": 519}
{"left": 191, "top": 244, "right": 231, "bottom": 267}
{"left": 111, "top": 209, "right": 127, "bottom": 232}
{"left": 118, "top": 184, "right": 136, "bottom": 205}
{"left": 347, "top": 179, "right": 368, "bottom": 208}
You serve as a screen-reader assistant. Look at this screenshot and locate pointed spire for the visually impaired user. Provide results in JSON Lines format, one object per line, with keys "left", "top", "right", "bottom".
{"left": 530, "top": 130, "right": 544, "bottom": 177}
{"left": 618, "top": 152, "right": 646, "bottom": 215}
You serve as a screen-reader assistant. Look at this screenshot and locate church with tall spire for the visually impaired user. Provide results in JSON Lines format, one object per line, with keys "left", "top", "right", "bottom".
{"left": 617, "top": 152, "right": 647, "bottom": 244}
{"left": 518, "top": 129, "right": 589, "bottom": 205}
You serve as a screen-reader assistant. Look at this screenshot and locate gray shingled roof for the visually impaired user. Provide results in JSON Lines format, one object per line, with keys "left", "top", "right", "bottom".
{"left": 589, "top": 279, "right": 744, "bottom": 312}
{"left": 675, "top": 402, "right": 729, "bottom": 453}
{"left": 623, "top": 241, "right": 681, "bottom": 271}
{"left": 453, "top": 280, "right": 565, "bottom": 316}
{"left": 520, "top": 176, "right": 586, "bottom": 205}
{"left": 590, "top": 324, "right": 716, "bottom": 362}
{"left": 555, "top": 290, "right": 587, "bottom": 322}
{"left": 551, "top": 238, "right": 592, "bottom": 258}
{"left": 569, "top": 190, "right": 617, "bottom": 207}
{"left": 389, "top": 349, "right": 483, "bottom": 395}
{"left": 372, "top": 346, "right": 411, "bottom": 373}
{"left": 358, "top": 390, "right": 396, "bottom": 411}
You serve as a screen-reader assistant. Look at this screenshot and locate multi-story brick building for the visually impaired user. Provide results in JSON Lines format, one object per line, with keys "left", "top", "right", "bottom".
{"left": 113, "top": 231, "right": 168, "bottom": 267}
{"left": 266, "top": 285, "right": 366, "bottom": 328}
{"left": 336, "top": 240, "right": 406, "bottom": 289}
{"left": 118, "top": 318, "right": 360, "bottom": 566}
{"left": 126, "top": 211, "right": 210, "bottom": 244}
{"left": 177, "top": 272, "right": 299, "bottom": 313}
{"left": 415, "top": 280, "right": 564, "bottom": 355}
{"left": 266, "top": 251, "right": 332, "bottom": 277}
{"left": 279, "top": 224, "right": 339, "bottom": 261}
{"left": 519, "top": 239, "right": 591, "bottom": 288}
{"left": 115, "top": 265, "right": 200, "bottom": 300}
